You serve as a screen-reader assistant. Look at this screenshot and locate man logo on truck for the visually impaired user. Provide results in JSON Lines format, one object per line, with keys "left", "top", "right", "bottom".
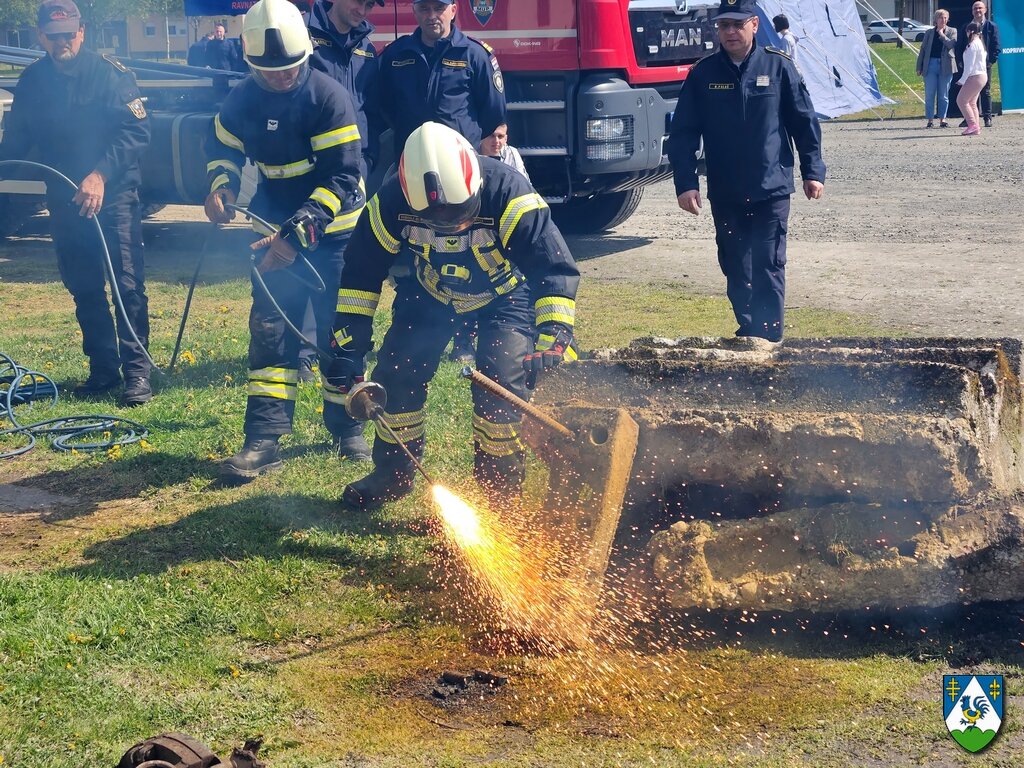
{"left": 662, "top": 27, "right": 703, "bottom": 47}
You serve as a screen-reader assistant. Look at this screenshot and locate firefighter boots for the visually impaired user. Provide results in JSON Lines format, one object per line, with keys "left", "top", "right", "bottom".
{"left": 333, "top": 433, "right": 372, "bottom": 461}
{"left": 219, "top": 435, "right": 283, "bottom": 483}
{"left": 342, "top": 466, "right": 415, "bottom": 510}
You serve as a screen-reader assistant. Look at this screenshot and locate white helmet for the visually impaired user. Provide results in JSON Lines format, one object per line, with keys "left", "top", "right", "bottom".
{"left": 399, "top": 122, "right": 483, "bottom": 233}
{"left": 242, "top": 0, "right": 312, "bottom": 89}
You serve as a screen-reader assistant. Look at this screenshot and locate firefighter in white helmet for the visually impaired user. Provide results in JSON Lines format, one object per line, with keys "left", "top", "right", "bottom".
{"left": 204, "top": 0, "right": 370, "bottom": 483}
{"left": 334, "top": 121, "right": 580, "bottom": 510}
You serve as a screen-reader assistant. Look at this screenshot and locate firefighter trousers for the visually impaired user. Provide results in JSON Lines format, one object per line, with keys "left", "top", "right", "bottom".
{"left": 243, "top": 233, "right": 363, "bottom": 440}
{"left": 369, "top": 278, "right": 534, "bottom": 497}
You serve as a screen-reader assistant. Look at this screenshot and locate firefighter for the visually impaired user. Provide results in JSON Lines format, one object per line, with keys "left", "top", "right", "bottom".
{"left": 378, "top": 0, "right": 506, "bottom": 155}
{"left": 204, "top": 0, "right": 370, "bottom": 482}
{"left": 334, "top": 122, "right": 580, "bottom": 511}
{"left": 0, "top": 0, "right": 153, "bottom": 406}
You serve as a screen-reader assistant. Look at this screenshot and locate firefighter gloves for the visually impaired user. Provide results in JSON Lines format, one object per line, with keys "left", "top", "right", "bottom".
{"left": 523, "top": 322, "right": 575, "bottom": 388}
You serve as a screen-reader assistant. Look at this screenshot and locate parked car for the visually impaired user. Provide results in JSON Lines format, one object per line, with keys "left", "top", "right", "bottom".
{"left": 864, "top": 19, "right": 932, "bottom": 43}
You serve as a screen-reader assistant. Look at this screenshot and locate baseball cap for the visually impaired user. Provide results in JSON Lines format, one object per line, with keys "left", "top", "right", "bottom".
{"left": 37, "top": 0, "right": 81, "bottom": 35}
{"left": 715, "top": 0, "right": 758, "bottom": 21}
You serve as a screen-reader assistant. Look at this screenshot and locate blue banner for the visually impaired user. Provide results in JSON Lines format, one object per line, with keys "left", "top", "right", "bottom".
{"left": 185, "top": 0, "right": 258, "bottom": 15}
{"left": 1000, "top": 2, "right": 1024, "bottom": 112}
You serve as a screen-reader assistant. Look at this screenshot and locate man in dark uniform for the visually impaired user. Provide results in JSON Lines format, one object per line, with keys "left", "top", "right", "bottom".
{"left": 297, "top": 0, "right": 384, "bottom": 384}
{"left": 668, "top": 0, "right": 825, "bottom": 343}
{"left": 205, "top": 22, "right": 243, "bottom": 71}
{"left": 956, "top": 1, "right": 1000, "bottom": 128}
{"left": 188, "top": 31, "right": 214, "bottom": 67}
{"left": 335, "top": 122, "right": 579, "bottom": 511}
{"left": 308, "top": 0, "right": 384, "bottom": 178}
{"left": 204, "top": 0, "right": 370, "bottom": 482}
{"left": 378, "top": 0, "right": 506, "bottom": 155}
{"left": 0, "top": 0, "right": 153, "bottom": 405}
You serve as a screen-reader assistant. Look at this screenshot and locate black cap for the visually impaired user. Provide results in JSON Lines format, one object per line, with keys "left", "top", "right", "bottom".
{"left": 37, "top": 0, "right": 81, "bottom": 34}
{"left": 715, "top": 0, "right": 758, "bottom": 21}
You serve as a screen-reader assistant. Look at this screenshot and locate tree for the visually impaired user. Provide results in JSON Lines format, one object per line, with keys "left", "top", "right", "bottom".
{"left": 76, "top": 0, "right": 185, "bottom": 29}
{"left": 0, "top": 0, "right": 39, "bottom": 29}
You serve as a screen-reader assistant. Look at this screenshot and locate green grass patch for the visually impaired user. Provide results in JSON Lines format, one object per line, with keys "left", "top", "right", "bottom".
{"left": 0, "top": 228, "right": 1016, "bottom": 766}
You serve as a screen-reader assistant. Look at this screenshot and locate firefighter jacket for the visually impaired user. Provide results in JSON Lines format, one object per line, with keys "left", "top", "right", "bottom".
{"left": 308, "top": 3, "right": 382, "bottom": 177}
{"left": 336, "top": 157, "right": 578, "bottom": 356}
{"left": 0, "top": 49, "right": 150, "bottom": 201}
{"left": 668, "top": 45, "right": 825, "bottom": 204}
{"left": 378, "top": 25, "right": 506, "bottom": 152}
{"left": 206, "top": 68, "right": 364, "bottom": 240}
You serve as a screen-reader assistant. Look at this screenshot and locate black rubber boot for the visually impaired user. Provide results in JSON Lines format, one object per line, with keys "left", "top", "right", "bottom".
{"left": 342, "top": 466, "right": 415, "bottom": 511}
{"left": 474, "top": 451, "right": 525, "bottom": 506}
{"left": 122, "top": 376, "right": 152, "bottom": 407}
{"left": 333, "top": 433, "right": 372, "bottom": 461}
{"left": 72, "top": 370, "right": 122, "bottom": 398}
{"left": 219, "top": 435, "right": 283, "bottom": 484}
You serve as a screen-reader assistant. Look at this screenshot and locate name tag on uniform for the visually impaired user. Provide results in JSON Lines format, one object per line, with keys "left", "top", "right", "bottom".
{"left": 709, "top": 83, "right": 734, "bottom": 90}
{"left": 756, "top": 75, "right": 771, "bottom": 87}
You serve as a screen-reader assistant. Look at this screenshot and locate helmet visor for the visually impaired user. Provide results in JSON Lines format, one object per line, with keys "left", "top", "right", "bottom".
{"left": 250, "top": 61, "right": 308, "bottom": 93}
{"left": 417, "top": 194, "right": 481, "bottom": 234}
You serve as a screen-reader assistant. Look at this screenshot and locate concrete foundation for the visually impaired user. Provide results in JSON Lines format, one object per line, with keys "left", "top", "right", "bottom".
{"left": 532, "top": 337, "right": 1024, "bottom": 611}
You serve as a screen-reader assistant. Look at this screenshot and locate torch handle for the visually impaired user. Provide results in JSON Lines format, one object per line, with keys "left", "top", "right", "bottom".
{"left": 462, "top": 368, "right": 575, "bottom": 440}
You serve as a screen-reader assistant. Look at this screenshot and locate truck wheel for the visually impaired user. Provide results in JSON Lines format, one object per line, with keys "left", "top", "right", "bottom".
{"left": 551, "top": 188, "right": 645, "bottom": 234}
{"left": 142, "top": 203, "right": 166, "bottom": 219}
{"left": 0, "top": 195, "right": 44, "bottom": 239}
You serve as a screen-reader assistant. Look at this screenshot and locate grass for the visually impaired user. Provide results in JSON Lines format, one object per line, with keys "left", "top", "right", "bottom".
{"left": 849, "top": 42, "right": 1003, "bottom": 120}
{"left": 0, "top": 223, "right": 1020, "bottom": 766}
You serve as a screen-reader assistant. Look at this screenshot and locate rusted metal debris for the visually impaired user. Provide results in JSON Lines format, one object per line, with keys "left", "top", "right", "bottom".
{"left": 116, "top": 733, "right": 265, "bottom": 768}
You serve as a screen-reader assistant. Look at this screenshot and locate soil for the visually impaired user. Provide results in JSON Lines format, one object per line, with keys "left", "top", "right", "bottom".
{"left": 569, "top": 115, "right": 1024, "bottom": 338}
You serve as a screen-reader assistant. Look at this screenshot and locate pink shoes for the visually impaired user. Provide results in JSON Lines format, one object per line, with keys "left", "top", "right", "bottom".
{"left": 962, "top": 124, "right": 981, "bottom": 136}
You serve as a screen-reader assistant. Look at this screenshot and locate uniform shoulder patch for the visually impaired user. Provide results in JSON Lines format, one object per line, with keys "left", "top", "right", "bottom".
{"left": 469, "top": 37, "right": 495, "bottom": 55}
{"left": 311, "top": 36, "right": 332, "bottom": 48}
{"left": 102, "top": 53, "right": 129, "bottom": 73}
{"left": 765, "top": 45, "right": 792, "bottom": 60}
{"left": 353, "top": 46, "right": 374, "bottom": 58}
{"left": 127, "top": 98, "right": 147, "bottom": 119}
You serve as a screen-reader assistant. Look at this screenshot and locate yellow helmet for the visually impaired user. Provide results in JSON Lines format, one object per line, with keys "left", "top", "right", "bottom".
{"left": 399, "top": 122, "right": 483, "bottom": 233}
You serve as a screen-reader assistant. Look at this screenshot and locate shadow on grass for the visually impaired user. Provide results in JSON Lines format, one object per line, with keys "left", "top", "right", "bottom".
{"left": 61, "top": 491, "right": 434, "bottom": 592}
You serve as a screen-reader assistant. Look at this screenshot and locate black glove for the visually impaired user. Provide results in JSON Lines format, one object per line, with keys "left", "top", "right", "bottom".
{"left": 323, "top": 352, "right": 364, "bottom": 395}
{"left": 280, "top": 210, "right": 320, "bottom": 252}
{"left": 523, "top": 322, "right": 575, "bottom": 389}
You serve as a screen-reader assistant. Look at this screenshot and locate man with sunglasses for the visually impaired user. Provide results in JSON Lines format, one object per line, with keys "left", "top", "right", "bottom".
{"left": 668, "top": 0, "right": 825, "bottom": 343}
{"left": 0, "top": 0, "right": 153, "bottom": 405}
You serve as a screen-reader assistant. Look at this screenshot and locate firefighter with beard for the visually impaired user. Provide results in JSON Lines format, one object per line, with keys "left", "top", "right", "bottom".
{"left": 204, "top": 0, "right": 370, "bottom": 483}
{"left": 334, "top": 122, "right": 580, "bottom": 511}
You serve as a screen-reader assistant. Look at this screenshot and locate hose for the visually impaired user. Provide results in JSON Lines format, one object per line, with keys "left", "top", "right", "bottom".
{"left": 0, "top": 159, "right": 163, "bottom": 376}
{"left": 224, "top": 202, "right": 335, "bottom": 359}
{"left": 0, "top": 354, "right": 148, "bottom": 459}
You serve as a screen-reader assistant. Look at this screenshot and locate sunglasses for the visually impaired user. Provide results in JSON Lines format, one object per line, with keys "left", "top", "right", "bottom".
{"left": 45, "top": 32, "right": 77, "bottom": 42}
{"left": 716, "top": 18, "right": 754, "bottom": 31}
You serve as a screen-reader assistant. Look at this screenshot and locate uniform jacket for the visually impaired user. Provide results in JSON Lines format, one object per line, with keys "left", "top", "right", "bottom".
{"left": 916, "top": 27, "right": 958, "bottom": 77}
{"left": 205, "top": 37, "right": 243, "bottom": 71}
{"left": 0, "top": 49, "right": 150, "bottom": 201}
{"left": 308, "top": 1, "right": 381, "bottom": 176}
{"left": 378, "top": 25, "right": 506, "bottom": 151}
{"left": 668, "top": 45, "right": 825, "bottom": 204}
{"left": 336, "top": 158, "right": 578, "bottom": 355}
{"left": 957, "top": 19, "right": 1000, "bottom": 66}
{"left": 206, "top": 68, "right": 364, "bottom": 241}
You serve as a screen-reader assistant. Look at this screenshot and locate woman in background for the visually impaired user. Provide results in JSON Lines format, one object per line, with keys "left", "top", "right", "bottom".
{"left": 956, "top": 22, "right": 988, "bottom": 136}
{"left": 916, "top": 9, "right": 957, "bottom": 128}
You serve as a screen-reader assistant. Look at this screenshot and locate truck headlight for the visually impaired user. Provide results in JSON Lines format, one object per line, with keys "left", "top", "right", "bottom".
{"left": 586, "top": 117, "right": 630, "bottom": 141}
{"left": 585, "top": 142, "right": 631, "bottom": 161}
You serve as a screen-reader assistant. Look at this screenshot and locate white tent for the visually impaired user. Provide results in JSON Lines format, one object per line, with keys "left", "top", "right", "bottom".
{"left": 754, "top": 0, "right": 894, "bottom": 118}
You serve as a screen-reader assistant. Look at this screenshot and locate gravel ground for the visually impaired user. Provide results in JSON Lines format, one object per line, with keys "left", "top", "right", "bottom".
{"left": 572, "top": 115, "right": 1024, "bottom": 337}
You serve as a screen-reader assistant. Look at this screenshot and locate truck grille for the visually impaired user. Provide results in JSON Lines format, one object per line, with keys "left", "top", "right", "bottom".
{"left": 628, "top": 1, "right": 719, "bottom": 68}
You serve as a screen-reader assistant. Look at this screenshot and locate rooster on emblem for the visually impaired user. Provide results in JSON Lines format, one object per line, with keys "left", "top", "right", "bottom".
{"left": 959, "top": 694, "right": 990, "bottom": 729}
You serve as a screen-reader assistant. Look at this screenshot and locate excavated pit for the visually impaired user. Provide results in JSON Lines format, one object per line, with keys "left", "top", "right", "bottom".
{"left": 531, "top": 337, "right": 1024, "bottom": 612}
